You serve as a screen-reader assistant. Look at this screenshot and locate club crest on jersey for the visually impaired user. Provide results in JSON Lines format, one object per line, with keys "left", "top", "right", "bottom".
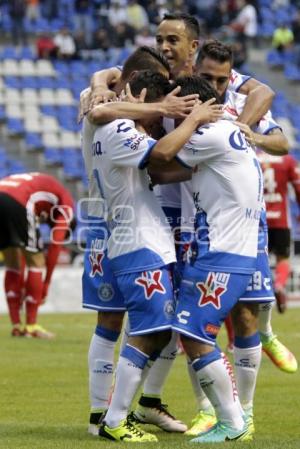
{"left": 89, "top": 239, "right": 104, "bottom": 277}
{"left": 135, "top": 270, "right": 166, "bottom": 299}
{"left": 196, "top": 272, "right": 229, "bottom": 310}
{"left": 98, "top": 283, "right": 114, "bottom": 301}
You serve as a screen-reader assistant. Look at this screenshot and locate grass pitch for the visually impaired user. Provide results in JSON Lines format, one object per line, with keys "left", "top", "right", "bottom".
{"left": 0, "top": 310, "right": 300, "bottom": 449}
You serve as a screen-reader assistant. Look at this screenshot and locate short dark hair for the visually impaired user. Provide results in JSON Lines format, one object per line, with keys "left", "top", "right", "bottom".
{"left": 129, "top": 70, "right": 171, "bottom": 102}
{"left": 173, "top": 76, "right": 221, "bottom": 104}
{"left": 122, "top": 46, "right": 170, "bottom": 81}
{"left": 161, "top": 13, "right": 200, "bottom": 40}
{"left": 196, "top": 39, "right": 233, "bottom": 67}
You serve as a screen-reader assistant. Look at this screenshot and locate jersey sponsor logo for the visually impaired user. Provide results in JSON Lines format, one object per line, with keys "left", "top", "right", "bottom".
{"left": 176, "top": 310, "right": 190, "bottom": 324}
{"left": 196, "top": 272, "right": 229, "bottom": 310}
{"left": 124, "top": 133, "right": 146, "bottom": 151}
{"left": 229, "top": 130, "right": 248, "bottom": 151}
{"left": 135, "top": 270, "right": 166, "bottom": 299}
{"left": 98, "top": 283, "right": 114, "bottom": 301}
{"left": 116, "top": 121, "right": 132, "bottom": 133}
{"left": 205, "top": 323, "right": 220, "bottom": 336}
{"left": 89, "top": 239, "right": 104, "bottom": 277}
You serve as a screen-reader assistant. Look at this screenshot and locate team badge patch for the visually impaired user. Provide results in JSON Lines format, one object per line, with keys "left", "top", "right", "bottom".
{"left": 135, "top": 270, "right": 166, "bottom": 300}
{"left": 164, "top": 300, "right": 175, "bottom": 319}
{"left": 98, "top": 283, "right": 114, "bottom": 302}
{"left": 196, "top": 272, "right": 229, "bottom": 310}
{"left": 89, "top": 239, "right": 104, "bottom": 277}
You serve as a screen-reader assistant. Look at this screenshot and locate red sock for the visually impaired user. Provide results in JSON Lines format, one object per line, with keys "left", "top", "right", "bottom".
{"left": 25, "top": 269, "right": 44, "bottom": 325}
{"left": 274, "top": 259, "right": 290, "bottom": 290}
{"left": 4, "top": 269, "right": 23, "bottom": 325}
{"left": 224, "top": 314, "right": 235, "bottom": 345}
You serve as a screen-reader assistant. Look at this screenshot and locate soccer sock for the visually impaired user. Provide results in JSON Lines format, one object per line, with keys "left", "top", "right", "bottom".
{"left": 224, "top": 314, "right": 235, "bottom": 346}
{"left": 274, "top": 259, "right": 290, "bottom": 290}
{"left": 258, "top": 302, "right": 274, "bottom": 339}
{"left": 88, "top": 325, "right": 120, "bottom": 412}
{"left": 142, "top": 332, "right": 178, "bottom": 397}
{"left": 119, "top": 315, "right": 130, "bottom": 352}
{"left": 187, "top": 360, "right": 213, "bottom": 412}
{"left": 233, "top": 333, "right": 262, "bottom": 411}
{"left": 105, "top": 344, "right": 149, "bottom": 428}
{"left": 25, "top": 268, "right": 44, "bottom": 325}
{"left": 192, "top": 349, "right": 244, "bottom": 430}
{"left": 4, "top": 269, "right": 23, "bottom": 325}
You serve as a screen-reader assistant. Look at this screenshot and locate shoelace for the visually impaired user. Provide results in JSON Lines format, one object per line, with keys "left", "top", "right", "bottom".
{"left": 125, "top": 420, "right": 145, "bottom": 437}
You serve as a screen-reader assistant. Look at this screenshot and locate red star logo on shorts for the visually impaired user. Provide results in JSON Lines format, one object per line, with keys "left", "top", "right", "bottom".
{"left": 135, "top": 270, "right": 166, "bottom": 300}
{"left": 89, "top": 251, "right": 104, "bottom": 277}
{"left": 196, "top": 272, "right": 226, "bottom": 310}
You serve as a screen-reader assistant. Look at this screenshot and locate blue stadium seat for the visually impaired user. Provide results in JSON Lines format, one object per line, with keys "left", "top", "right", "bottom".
{"left": 44, "top": 147, "right": 63, "bottom": 165}
{"left": 266, "top": 49, "right": 284, "bottom": 67}
{"left": 7, "top": 118, "right": 24, "bottom": 135}
{"left": 284, "top": 63, "right": 300, "bottom": 82}
{"left": 0, "top": 106, "right": 6, "bottom": 121}
{"left": 4, "top": 76, "right": 21, "bottom": 89}
{"left": 18, "top": 46, "right": 36, "bottom": 60}
{"left": 8, "top": 160, "right": 27, "bottom": 174}
{"left": 21, "top": 76, "right": 39, "bottom": 89}
{"left": 37, "top": 76, "right": 57, "bottom": 89}
{"left": 40, "top": 105, "right": 57, "bottom": 117}
{"left": 25, "top": 132, "right": 43, "bottom": 151}
{"left": 0, "top": 46, "right": 18, "bottom": 60}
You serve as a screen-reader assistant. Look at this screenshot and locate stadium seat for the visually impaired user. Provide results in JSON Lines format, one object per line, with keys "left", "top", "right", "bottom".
{"left": 5, "top": 104, "right": 23, "bottom": 119}
{"left": 39, "top": 88, "right": 56, "bottom": 105}
{"left": 55, "top": 89, "right": 74, "bottom": 106}
{"left": 4, "top": 88, "right": 21, "bottom": 104}
{"left": 25, "top": 132, "right": 43, "bottom": 151}
{"left": 40, "top": 116, "right": 59, "bottom": 132}
{"left": 4, "top": 76, "right": 21, "bottom": 89}
{"left": 18, "top": 46, "right": 36, "bottom": 60}
{"left": 42, "top": 132, "right": 61, "bottom": 148}
{"left": 2, "top": 59, "right": 20, "bottom": 76}
{"left": 60, "top": 131, "right": 80, "bottom": 148}
{"left": 44, "top": 147, "right": 63, "bottom": 165}
{"left": 24, "top": 118, "right": 42, "bottom": 134}
{"left": 19, "top": 60, "right": 37, "bottom": 76}
{"left": 22, "top": 88, "right": 39, "bottom": 105}
{"left": 6, "top": 118, "right": 24, "bottom": 135}
{"left": 36, "top": 60, "right": 56, "bottom": 77}
{"left": 23, "top": 105, "right": 40, "bottom": 118}
{"left": 21, "top": 76, "right": 39, "bottom": 89}
{"left": 37, "top": 76, "right": 57, "bottom": 89}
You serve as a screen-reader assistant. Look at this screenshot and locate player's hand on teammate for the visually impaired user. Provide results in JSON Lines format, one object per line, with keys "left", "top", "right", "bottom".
{"left": 162, "top": 86, "right": 200, "bottom": 118}
{"left": 189, "top": 98, "right": 223, "bottom": 125}
{"left": 235, "top": 121, "right": 256, "bottom": 147}
{"left": 120, "top": 83, "right": 147, "bottom": 103}
{"left": 90, "top": 85, "right": 117, "bottom": 107}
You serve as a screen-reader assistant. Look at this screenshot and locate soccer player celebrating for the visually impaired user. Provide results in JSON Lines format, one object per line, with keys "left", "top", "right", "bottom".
{"left": 0, "top": 172, "right": 75, "bottom": 338}
{"left": 90, "top": 71, "right": 221, "bottom": 442}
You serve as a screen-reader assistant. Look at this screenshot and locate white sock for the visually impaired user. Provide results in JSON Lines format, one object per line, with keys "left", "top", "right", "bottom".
{"left": 88, "top": 333, "right": 116, "bottom": 411}
{"left": 258, "top": 302, "right": 274, "bottom": 338}
{"left": 142, "top": 332, "right": 178, "bottom": 397}
{"left": 105, "top": 353, "right": 147, "bottom": 428}
{"left": 187, "top": 360, "right": 213, "bottom": 412}
{"left": 194, "top": 358, "right": 244, "bottom": 430}
{"left": 119, "top": 315, "right": 130, "bottom": 352}
{"left": 233, "top": 343, "right": 262, "bottom": 411}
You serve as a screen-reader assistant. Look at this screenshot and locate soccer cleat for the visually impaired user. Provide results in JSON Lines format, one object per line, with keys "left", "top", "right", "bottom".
{"left": 88, "top": 411, "right": 105, "bottom": 436}
{"left": 243, "top": 408, "right": 255, "bottom": 436}
{"left": 189, "top": 421, "right": 252, "bottom": 443}
{"left": 11, "top": 325, "right": 25, "bottom": 337}
{"left": 24, "top": 324, "right": 55, "bottom": 340}
{"left": 99, "top": 418, "right": 158, "bottom": 442}
{"left": 262, "top": 334, "right": 298, "bottom": 373}
{"left": 274, "top": 288, "right": 287, "bottom": 314}
{"left": 134, "top": 402, "right": 187, "bottom": 433}
{"left": 185, "top": 410, "right": 217, "bottom": 436}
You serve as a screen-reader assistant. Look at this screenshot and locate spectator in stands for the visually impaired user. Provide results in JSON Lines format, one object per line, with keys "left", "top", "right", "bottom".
{"left": 108, "top": 1, "right": 128, "bottom": 28}
{"left": 292, "top": 10, "right": 300, "bottom": 67}
{"left": 0, "top": 173, "right": 75, "bottom": 339}
{"left": 272, "top": 22, "right": 294, "bottom": 53}
{"left": 126, "top": 0, "right": 149, "bottom": 31}
{"left": 8, "top": 0, "right": 27, "bottom": 46}
{"left": 54, "top": 27, "right": 76, "bottom": 59}
{"left": 230, "top": 0, "right": 258, "bottom": 47}
{"left": 74, "top": 0, "right": 92, "bottom": 47}
{"left": 112, "top": 22, "right": 136, "bottom": 48}
{"left": 36, "top": 32, "right": 56, "bottom": 59}
{"left": 41, "top": 0, "right": 58, "bottom": 19}
{"left": 26, "top": 0, "right": 40, "bottom": 23}
{"left": 135, "top": 26, "right": 156, "bottom": 47}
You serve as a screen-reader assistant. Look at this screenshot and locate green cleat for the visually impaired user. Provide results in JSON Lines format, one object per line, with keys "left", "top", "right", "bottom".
{"left": 99, "top": 418, "right": 158, "bottom": 442}
{"left": 189, "top": 421, "right": 252, "bottom": 443}
{"left": 243, "top": 409, "right": 255, "bottom": 437}
{"left": 261, "top": 334, "right": 298, "bottom": 373}
{"left": 185, "top": 410, "right": 217, "bottom": 436}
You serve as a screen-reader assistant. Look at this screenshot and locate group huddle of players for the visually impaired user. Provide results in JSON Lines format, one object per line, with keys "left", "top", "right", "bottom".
{"left": 79, "top": 13, "right": 298, "bottom": 444}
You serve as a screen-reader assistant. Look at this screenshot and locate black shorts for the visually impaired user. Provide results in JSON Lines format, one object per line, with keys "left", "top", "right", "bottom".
{"left": 268, "top": 228, "right": 291, "bottom": 258}
{"left": 0, "top": 192, "right": 28, "bottom": 250}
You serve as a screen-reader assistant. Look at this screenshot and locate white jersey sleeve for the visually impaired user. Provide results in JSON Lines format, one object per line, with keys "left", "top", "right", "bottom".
{"left": 228, "top": 68, "right": 251, "bottom": 92}
{"left": 177, "top": 121, "right": 233, "bottom": 168}
{"left": 96, "top": 119, "right": 156, "bottom": 169}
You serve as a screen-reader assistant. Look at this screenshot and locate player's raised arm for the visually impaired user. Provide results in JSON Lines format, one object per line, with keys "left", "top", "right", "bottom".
{"left": 90, "top": 67, "right": 120, "bottom": 104}
{"left": 237, "top": 78, "right": 275, "bottom": 127}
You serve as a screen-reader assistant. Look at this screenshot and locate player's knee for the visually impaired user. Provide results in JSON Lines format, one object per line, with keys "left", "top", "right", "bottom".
{"left": 232, "top": 303, "right": 258, "bottom": 336}
{"left": 97, "top": 311, "right": 124, "bottom": 332}
{"left": 24, "top": 250, "right": 45, "bottom": 269}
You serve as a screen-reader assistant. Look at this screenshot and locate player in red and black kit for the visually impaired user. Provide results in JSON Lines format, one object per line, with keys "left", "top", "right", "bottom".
{"left": 0, "top": 172, "right": 75, "bottom": 338}
{"left": 258, "top": 153, "right": 300, "bottom": 312}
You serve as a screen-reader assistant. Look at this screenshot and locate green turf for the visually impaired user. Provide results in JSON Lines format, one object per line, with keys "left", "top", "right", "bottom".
{"left": 0, "top": 310, "right": 300, "bottom": 449}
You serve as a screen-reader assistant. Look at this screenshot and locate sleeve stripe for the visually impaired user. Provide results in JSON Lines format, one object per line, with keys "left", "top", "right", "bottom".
{"left": 138, "top": 140, "right": 157, "bottom": 169}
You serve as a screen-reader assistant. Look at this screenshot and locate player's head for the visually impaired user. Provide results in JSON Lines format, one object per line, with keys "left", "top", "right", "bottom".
{"left": 129, "top": 70, "right": 171, "bottom": 102}
{"left": 121, "top": 46, "right": 170, "bottom": 82}
{"left": 195, "top": 39, "right": 233, "bottom": 101}
{"left": 173, "top": 76, "right": 221, "bottom": 104}
{"left": 156, "top": 13, "right": 200, "bottom": 77}
{"left": 129, "top": 70, "right": 171, "bottom": 132}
